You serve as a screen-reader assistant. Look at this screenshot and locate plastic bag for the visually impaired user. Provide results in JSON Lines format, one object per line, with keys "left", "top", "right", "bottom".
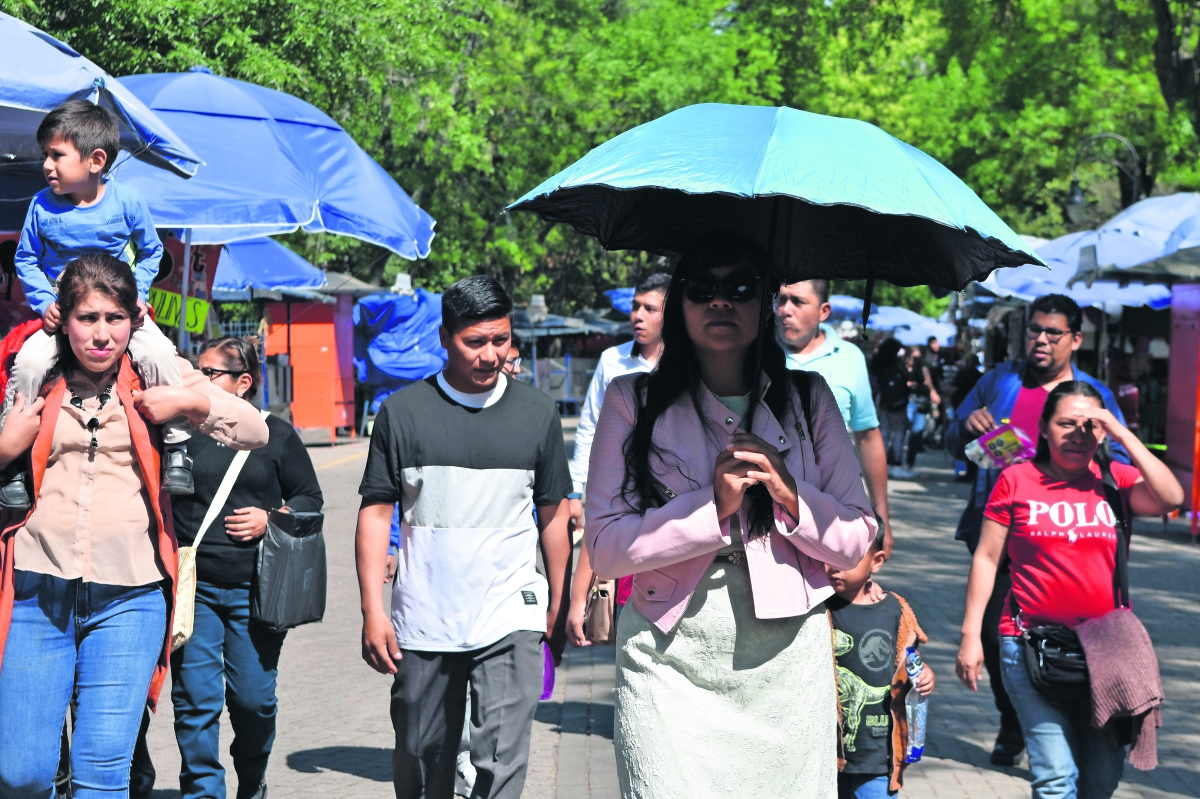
{"left": 964, "top": 423, "right": 1036, "bottom": 470}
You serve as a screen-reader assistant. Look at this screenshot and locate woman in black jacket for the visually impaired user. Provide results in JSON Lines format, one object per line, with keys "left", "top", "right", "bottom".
{"left": 170, "top": 337, "right": 323, "bottom": 799}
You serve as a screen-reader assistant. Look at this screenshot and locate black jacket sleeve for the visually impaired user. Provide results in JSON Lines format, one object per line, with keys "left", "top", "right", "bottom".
{"left": 278, "top": 426, "right": 323, "bottom": 513}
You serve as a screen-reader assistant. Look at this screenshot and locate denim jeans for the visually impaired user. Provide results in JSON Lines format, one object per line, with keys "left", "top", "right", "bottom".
{"left": 171, "top": 580, "right": 286, "bottom": 799}
{"left": 0, "top": 569, "right": 166, "bottom": 799}
{"left": 1000, "top": 637, "right": 1126, "bottom": 799}
{"left": 880, "top": 409, "right": 909, "bottom": 465}
{"left": 837, "top": 773, "right": 892, "bottom": 798}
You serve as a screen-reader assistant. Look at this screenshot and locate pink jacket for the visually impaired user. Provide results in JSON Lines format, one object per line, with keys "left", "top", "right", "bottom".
{"left": 585, "top": 371, "right": 877, "bottom": 634}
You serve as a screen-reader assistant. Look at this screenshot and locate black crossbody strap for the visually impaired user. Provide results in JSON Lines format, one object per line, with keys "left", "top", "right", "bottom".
{"left": 788, "top": 370, "right": 815, "bottom": 449}
{"left": 1099, "top": 461, "right": 1131, "bottom": 609}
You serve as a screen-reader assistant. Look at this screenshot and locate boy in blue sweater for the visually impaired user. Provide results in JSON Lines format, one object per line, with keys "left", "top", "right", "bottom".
{"left": 3, "top": 101, "right": 192, "bottom": 507}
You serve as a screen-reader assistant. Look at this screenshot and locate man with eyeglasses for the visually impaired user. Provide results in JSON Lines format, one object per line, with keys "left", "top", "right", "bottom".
{"left": 947, "top": 293, "right": 1129, "bottom": 767}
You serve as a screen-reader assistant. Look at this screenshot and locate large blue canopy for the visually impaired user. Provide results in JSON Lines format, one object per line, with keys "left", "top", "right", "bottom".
{"left": 111, "top": 68, "right": 435, "bottom": 258}
{"left": 354, "top": 290, "right": 446, "bottom": 413}
{"left": 0, "top": 13, "right": 201, "bottom": 231}
{"left": 866, "top": 305, "right": 956, "bottom": 346}
{"left": 213, "top": 238, "right": 327, "bottom": 301}
{"left": 509, "top": 103, "right": 1039, "bottom": 290}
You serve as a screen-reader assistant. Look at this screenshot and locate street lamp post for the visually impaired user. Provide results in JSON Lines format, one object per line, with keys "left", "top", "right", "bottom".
{"left": 1065, "top": 133, "right": 1142, "bottom": 225}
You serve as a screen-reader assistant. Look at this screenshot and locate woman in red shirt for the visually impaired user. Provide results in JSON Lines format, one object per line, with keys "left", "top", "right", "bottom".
{"left": 955, "top": 381, "right": 1181, "bottom": 799}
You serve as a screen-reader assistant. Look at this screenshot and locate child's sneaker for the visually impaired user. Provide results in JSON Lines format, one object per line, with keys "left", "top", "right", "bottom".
{"left": 0, "top": 458, "right": 32, "bottom": 510}
{"left": 161, "top": 444, "right": 194, "bottom": 495}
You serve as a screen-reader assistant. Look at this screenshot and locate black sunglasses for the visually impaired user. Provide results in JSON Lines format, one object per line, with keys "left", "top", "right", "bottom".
{"left": 682, "top": 271, "right": 760, "bottom": 304}
{"left": 200, "top": 366, "right": 247, "bottom": 379}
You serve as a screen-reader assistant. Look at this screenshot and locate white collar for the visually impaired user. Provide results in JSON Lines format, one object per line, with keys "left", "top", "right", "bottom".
{"left": 786, "top": 323, "right": 839, "bottom": 367}
{"left": 436, "top": 371, "right": 507, "bottom": 409}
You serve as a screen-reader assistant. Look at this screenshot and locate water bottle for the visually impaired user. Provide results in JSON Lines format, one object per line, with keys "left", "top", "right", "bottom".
{"left": 904, "top": 647, "right": 927, "bottom": 764}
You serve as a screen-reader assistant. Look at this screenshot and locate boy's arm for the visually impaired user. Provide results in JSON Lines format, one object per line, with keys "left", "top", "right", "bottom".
{"left": 14, "top": 202, "right": 57, "bottom": 316}
{"left": 129, "top": 193, "right": 163, "bottom": 302}
{"left": 356, "top": 499, "right": 402, "bottom": 674}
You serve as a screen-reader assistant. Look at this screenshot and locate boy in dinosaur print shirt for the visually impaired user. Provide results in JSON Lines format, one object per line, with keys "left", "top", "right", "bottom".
{"left": 826, "top": 527, "right": 936, "bottom": 799}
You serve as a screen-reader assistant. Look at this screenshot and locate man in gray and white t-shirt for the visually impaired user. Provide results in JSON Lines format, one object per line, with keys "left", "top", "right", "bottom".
{"left": 355, "top": 276, "right": 572, "bottom": 799}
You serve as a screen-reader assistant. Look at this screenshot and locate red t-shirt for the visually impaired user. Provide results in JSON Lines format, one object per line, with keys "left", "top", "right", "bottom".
{"left": 984, "top": 460, "right": 1140, "bottom": 636}
{"left": 1008, "top": 385, "right": 1049, "bottom": 443}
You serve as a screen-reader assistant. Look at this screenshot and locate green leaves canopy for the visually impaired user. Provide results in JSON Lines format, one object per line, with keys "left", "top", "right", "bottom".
{"left": 5, "top": 0, "right": 1196, "bottom": 314}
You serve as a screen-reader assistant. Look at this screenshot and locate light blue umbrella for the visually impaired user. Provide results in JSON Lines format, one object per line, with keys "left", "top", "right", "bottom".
{"left": 0, "top": 12, "right": 201, "bottom": 230}
{"left": 213, "top": 237, "right": 327, "bottom": 301}
{"left": 112, "top": 68, "right": 435, "bottom": 259}
{"left": 509, "top": 103, "right": 1039, "bottom": 291}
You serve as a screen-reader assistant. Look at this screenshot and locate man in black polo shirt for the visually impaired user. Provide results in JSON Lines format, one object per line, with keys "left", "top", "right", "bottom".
{"left": 355, "top": 276, "right": 572, "bottom": 799}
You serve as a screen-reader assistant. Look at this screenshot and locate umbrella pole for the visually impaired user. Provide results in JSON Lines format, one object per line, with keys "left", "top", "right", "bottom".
{"left": 745, "top": 197, "right": 782, "bottom": 434}
{"left": 861, "top": 275, "right": 876, "bottom": 337}
{"left": 178, "top": 228, "right": 192, "bottom": 353}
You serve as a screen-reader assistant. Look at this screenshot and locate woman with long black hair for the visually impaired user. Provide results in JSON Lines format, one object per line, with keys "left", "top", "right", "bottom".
{"left": 584, "top": 232, "right": 877, "bottom": 797}
{"left": 956, "top": 381, "right": 1181, "bottom": 798}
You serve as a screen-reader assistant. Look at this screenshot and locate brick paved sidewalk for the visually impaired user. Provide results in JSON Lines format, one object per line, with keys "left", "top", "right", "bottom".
{"left": 140, "top": 442, "right": 1200, "bottom": 798}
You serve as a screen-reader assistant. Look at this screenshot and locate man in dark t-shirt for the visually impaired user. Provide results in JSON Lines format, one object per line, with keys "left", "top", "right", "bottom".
{"left": 354, "top": 276, "right": 572, "bottom": 799}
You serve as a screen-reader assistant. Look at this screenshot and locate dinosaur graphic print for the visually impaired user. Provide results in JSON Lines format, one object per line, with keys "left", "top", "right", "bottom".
{"left": 828, "top": 594, "right": 902, "bottom": 772}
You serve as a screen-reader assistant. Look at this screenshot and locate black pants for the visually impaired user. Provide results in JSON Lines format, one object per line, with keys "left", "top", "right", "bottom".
{"left": 981, "top": 563, "right": 1022, "bottom": 742}
{"left": 391, "top": 631, "right": 542, "bottom": 799}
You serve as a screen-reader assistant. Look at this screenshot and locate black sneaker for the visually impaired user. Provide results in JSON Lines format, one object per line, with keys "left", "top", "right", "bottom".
{"left": 990, "top": 729, "right": 1026, "bottom": 766}
{"left": 161, "top": 446, "right": 194, "bottom": 495}
{"left": 0, "top": 459, "right": 31, "bottom": 510}
{"left": 236, "top": 783, "right": 267, "bottom": 799}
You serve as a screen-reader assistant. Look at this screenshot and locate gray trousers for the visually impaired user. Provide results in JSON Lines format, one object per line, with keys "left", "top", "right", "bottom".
{"left": 391, "top": 631, "right": 542, "bottom": 799}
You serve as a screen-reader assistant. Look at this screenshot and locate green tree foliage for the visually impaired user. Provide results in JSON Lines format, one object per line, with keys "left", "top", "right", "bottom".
{"left": 5, "top": 0, "right": 1197, "bottom": 318}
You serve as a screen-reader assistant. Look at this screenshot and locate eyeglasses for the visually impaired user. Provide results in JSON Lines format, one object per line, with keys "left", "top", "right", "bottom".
{"left": 1025, "top": 323, "right": 1073, "bottom": 343}
{"left": 682, "top": 271, "right": 760, "bottom": 304}
{"left": 200, "top": 366, "right": 247, "bottom": 380}
{"left": 506, "top": 356, "right": 522, "bottom": 371}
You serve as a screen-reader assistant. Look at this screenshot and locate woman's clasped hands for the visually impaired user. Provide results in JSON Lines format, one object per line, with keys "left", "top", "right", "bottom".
{"left": 714, "top": 431, "right": 799, "bottom": 522}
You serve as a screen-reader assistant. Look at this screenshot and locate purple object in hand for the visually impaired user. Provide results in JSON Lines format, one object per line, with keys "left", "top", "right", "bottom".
{"left": 541, "top": 642, "right": 556, "bottom": 700}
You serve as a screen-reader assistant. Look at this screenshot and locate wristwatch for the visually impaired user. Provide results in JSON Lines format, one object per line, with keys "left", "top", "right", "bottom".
{"left": 567, "top": 492, "right": 582, "bottom": 500}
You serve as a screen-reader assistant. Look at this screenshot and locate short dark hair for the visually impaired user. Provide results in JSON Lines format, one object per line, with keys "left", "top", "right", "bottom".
{"left": 782, "top": 279, "right": 830, "bottom": 304}
{"left": 927, "top": 335, "right": 939, "bottom": 345}
{"left": 869, "top": 519, "right": 886, "bottom": 553}
{"left": 37, "top": 101, "right": 120, "bottom": 174}
{"left": 634, "top": 272, "right": 672, "bottom": 296}
{"left": 442, "top": 276, "right": 513, "bottom": 333}
{"left": 1029, "top": 293, "right": 1083, "bottom": 334}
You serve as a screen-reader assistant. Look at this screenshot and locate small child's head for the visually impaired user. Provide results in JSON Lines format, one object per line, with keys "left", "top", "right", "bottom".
{"left": 825, "top": 524, "right": 887, "bottom": 602}
{"left": 37, "top": 101, "right": 120, "bottom": 194}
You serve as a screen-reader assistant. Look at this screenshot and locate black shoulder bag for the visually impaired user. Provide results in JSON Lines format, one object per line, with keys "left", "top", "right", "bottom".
{"left": 1013, "top": 461, "right": 1130, "bottom": 699}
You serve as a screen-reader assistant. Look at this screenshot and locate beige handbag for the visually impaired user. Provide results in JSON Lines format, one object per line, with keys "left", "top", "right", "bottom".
{"left": 171, "top": 437, "right": 256, "bottom": 651}
{"left": 583, "top": 575, "right": 617, "bottom": 645}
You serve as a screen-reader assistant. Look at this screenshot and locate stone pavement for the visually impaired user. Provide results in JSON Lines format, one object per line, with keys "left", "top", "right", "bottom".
{"left": 141, "top": 441, "right": 1200, "bottom": 798}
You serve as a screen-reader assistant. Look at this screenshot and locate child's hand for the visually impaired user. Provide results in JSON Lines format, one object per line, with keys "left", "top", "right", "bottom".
{"left": 915, "top": 661, "right": 936, "bottom": 696}
{"left": 0, "top": 393, "right": 46, "bottom": 461}
{"left": 42, "top": 302, "right": 62, "bottom": 333}
{"left": 134, "top": 299, "right": 148, "bottom": 329}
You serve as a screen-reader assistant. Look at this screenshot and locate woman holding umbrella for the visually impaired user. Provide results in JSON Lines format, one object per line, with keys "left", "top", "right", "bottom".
{"left": 584, "top": 232, "right": 877, "bottom": 796}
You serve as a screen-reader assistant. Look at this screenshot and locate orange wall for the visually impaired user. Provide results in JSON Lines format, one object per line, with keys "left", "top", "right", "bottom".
{"left": 265, "top": 296, "right": 355, "bottom": 432}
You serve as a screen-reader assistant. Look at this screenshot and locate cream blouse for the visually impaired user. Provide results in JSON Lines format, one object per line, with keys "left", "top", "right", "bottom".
{"left": 14, "top": 357, "right": 269, "bottom": 586}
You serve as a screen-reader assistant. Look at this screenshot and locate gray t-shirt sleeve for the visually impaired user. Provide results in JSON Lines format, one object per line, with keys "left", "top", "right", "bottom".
{"left": 358, "top": 403, "right": 402, "bottom": 503}
{"left": 534, "top": 409, "right": 572, "bottom": 508}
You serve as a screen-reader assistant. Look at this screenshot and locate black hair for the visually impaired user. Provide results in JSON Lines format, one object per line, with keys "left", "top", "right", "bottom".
{"left": 199, "top": 336, "right": 262, "bottom": 399}
{"left": 870, "top": 338, "right": 904, "bottom": 377}
{"left": 634, "top": 272, "right": 672, "bottom": 296}
{"left": 869, "top": 521, "right": 886, "bottom": 553}
{"left": 441, "top": 276, "right": 513, "bottom": 333}
{"left": 622, "top": 231, "right": 790, "bottom": 539}
{"left": 783, "top": 278, "right": 830, "bottom": 304}
{"left": 37, "top": 100, "right": 120, "bottom": 174}
{"left": 1029, "top": 293, "right": 1084, "bottom": 334}
{"left": 927, "top": 335, "right": 939, "bottom": 345}
{"left": 1032, "top": 381, "right": 1110, "bottom": 464}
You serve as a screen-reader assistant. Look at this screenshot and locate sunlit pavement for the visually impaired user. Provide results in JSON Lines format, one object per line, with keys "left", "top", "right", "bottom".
{"left": 141, "top": 439, "right": 1200, "bottom": 798}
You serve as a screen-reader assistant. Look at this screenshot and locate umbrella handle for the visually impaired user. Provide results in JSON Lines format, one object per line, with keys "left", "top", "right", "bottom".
{"left": 861, "top": 276, "right": 876, "bottom": 338}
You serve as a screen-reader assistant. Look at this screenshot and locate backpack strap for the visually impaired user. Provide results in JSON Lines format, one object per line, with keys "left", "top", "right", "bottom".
{"left": 1099, "top": 460, "right": 1131, "bottom": 610}
{"left": 788, "top": 370, "right": 815, "bottom": 449}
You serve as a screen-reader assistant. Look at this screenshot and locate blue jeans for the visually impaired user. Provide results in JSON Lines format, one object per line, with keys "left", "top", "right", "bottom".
{"left": 171, "top": 581, "right": 286, "bottom": 799}
{"left": 838, "top": 773, "right": 892, "bottom": 798}
{"left": 0, "top": 569, "right": 166, "bottom": 799}
{"left": 1000, "top": 637, "right": 1125, "bottom": 799}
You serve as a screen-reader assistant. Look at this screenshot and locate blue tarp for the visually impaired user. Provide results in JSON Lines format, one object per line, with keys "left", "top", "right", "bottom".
{"left": 354, "top": 290, "right": 446, "bottom": 413}
{"left": 866, "top": 305, "right": 955, "bottom": 346}
{"left": 0, "top": 12, "right": 201, "bottom": 231}
{"left": 605, "top": 287, "right": 635, "bottom": 315}
{"left": 213, "top": 238, "right": 327, "bottom": 300}
{"left": 111, "top": 68, "right": 435, "bottom": 258}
